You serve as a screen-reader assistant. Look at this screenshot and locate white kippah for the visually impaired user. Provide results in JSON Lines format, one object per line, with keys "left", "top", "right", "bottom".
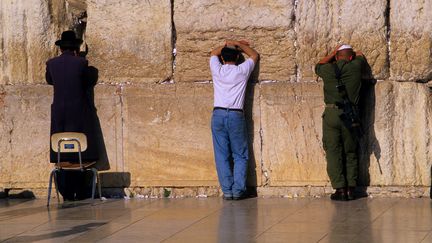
{"left": 337, "top": 44, "right": 353, "bottom": 51}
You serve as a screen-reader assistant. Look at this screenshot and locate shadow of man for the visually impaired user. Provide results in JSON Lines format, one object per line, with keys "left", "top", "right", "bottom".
{"left": 84, "top": 64, "right": 110, "bottom": 171}
{"left": 244, "top": 55, "right": 260, "bottom": 198}
{"left": 357, "top": 56, "right": 381, "bottom": 198}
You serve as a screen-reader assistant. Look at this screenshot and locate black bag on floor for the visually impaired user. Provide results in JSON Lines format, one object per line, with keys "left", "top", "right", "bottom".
{"left": 55, "top": 169, "right": 94, "bottom": 201}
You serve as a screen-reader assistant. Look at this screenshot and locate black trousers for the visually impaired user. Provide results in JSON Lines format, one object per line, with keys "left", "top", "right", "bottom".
{"left": 56, "top": 170, "right": 93, "bottom": 201}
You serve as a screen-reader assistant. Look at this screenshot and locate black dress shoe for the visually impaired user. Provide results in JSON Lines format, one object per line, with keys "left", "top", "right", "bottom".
{"left": 347, "top": 187, "right": 356, "bottom": 200}
{"left": 330, "top": 188, "right": 348, "bottom": 201}
{"left": 223, "top": 195, "right": 233, "bottom": 200}
{"left": 233, "top": 194, "right": 248, "bottom": 200}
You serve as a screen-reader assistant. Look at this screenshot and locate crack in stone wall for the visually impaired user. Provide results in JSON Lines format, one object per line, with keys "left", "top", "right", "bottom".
{"left": 258, "top": 83, "right": 270, "bottom": 186}
{"left": 115, "top": 84, "right": 125, "bottom": 172}
{"left": 170, "top": 0, "right": 177, "bottom": 83}
{"left": 385, "top": 0, "right": 391, "bottom": 80}
{"left": 292, "top": 0, "right": 300, "bottom": 83}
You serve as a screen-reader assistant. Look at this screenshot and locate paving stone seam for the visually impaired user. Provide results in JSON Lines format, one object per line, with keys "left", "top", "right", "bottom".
{"left": 253, "top": 199, "right": 314, "bottom": 239}
{"left": 159, "top": 202, "right": 225, "bottom": 242}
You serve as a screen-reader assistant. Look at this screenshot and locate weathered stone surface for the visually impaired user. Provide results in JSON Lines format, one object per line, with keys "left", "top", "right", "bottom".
{"left": 6, "top": 86, "right": 52, "bottom": 188}
{"left": 65, "top": 0, "right": 87, "bottom": 39}
{"left": 86, "top": 0, "right": 172, "bottom": 83}
{"left": 296, "top": 0, "right": 388, "bottom": 81}
{"left": 245, "top": 84, "right": 262, "bottom": 187}
{"left": 122, "top": 83, "right": 216, "bottom": 186}
{"left": 260, "top": 81, "right": 432, "bottom": 187}
{"left": 174, "top": 0, "right": 296, "bottom": 82}
{"left": 260, "top": 83, "right": 327, "bottom": 186}
{"left": 0, "top": 86, "right": 11, "bottom": 186}
{"left": 0, "top": 84, "right": 122, "bottom": 188}
{"left": 122, "top": 83, "right": 261, "bottom": 186}
{"left": 66, "top": 0, "right": 86, "bottom": 18}
{"left": 390, "top": 0, "right": 432, "bottom": 81}
{"left": 2, "top": 0, "right": 432, "bottom": 195}
{"left": 1, "top": 81, "right": 431, "bottom": 192}
{"left": 92, "top": 85, "right": 123, "bottom": 172}
{"left": 0, "top": 0, "right": 68, "bottom": 84}
{"left": 361, "top": 81, "right": 432, "bottom": 186}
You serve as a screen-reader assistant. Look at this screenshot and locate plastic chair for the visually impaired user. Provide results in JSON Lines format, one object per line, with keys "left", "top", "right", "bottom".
{"left": 47, "top": 132, "right": 102, "bottom": 206}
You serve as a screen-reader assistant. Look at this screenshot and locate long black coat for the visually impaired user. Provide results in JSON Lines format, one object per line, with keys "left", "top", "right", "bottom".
{"left": 46, "top": 51, "right": 98, "bottom": 163}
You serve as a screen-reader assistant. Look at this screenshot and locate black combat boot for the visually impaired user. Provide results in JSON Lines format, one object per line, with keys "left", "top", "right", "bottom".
{"left": 330, "top": 188, "right": 348, "bottom": 201}
{"left": 347, "top": 187, "right": 356, "bottom": 200}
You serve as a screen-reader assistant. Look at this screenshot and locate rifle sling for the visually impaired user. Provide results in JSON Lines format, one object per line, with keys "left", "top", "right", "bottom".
{"left": 333, "top": 63, "right": 349, "bottom": 101}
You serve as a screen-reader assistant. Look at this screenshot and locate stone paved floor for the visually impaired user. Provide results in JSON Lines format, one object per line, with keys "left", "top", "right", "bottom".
{"left": 0, "top": 197, "right": 431, "bottom": 243}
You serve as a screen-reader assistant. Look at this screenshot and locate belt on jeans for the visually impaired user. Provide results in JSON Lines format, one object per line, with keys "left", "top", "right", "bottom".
{"left": 213, "top": 107, "right": 243, "bottom": 112}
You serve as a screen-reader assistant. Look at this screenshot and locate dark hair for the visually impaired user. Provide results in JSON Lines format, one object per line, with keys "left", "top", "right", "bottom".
{"left": 336, "top": 49, "right": 354, "bottom": 59}
{"left": 221, "top": 47, "right": 240, "bottom": 62}
{"left": 60, "top": 46, "right": 79, "bottom": 52}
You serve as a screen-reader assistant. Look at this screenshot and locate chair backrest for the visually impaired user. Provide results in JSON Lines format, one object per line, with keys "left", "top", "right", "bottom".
{"left": 51, "top": 132, "right": 87, "bottom": 153}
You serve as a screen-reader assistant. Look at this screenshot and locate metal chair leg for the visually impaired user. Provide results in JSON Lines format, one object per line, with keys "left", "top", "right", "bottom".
{"left": 53, "top": 169, "right": 61, "bottom": 203}
{"left": 90, "top": 168, "right": 102, "bottom": 200}
{"left": 91, "top": 168, "right": 97, "bottom": 200}
{"left": 97, "top": 170, "right": 102, "bottom": 200}
{"left": 47, "top": 169, "right": 55, "bottom": 207}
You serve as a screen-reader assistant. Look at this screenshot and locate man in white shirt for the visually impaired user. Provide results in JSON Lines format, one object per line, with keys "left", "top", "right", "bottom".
{"left": 210, "top": 40, "right": 259, "bottom": 200}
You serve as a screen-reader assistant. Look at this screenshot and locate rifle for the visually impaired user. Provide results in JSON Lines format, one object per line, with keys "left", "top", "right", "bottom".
{"left": 333, "top": 63, "right": 363, "bottom": 138}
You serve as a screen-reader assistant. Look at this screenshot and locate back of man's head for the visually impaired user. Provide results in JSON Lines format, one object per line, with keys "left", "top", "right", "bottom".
{"left": 336, "top": 45, "right": 355, "bottom": 61}
{"left": 221, "top": 47, "right": 240, "bottom": 63}
{"left": 60, "top": 46, "right": 79, "bottom": 52}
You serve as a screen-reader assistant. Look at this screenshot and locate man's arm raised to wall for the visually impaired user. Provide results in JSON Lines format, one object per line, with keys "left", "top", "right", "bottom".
{"left": 211, "top": 46, "right": 224, "bottom": 56}
{"left": 318, "top": 44, "right": 343, "bottom": 64}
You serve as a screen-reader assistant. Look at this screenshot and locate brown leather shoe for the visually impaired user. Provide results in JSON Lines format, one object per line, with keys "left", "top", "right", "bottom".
{"left": 347, "top": 187, "right": 356, "bottom": 200}
{"left": 330, "top": 188, "right": 348, "bottom": 201}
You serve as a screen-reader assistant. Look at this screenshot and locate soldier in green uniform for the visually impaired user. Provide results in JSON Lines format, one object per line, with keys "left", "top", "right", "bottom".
{"left": 315, "top": 44, "right": 365, "bottom": 201}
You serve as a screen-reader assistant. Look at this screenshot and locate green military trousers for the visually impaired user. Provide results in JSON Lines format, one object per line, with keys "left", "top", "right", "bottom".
{"left": 322, "top": 107, "right": 358, "bottom": 189}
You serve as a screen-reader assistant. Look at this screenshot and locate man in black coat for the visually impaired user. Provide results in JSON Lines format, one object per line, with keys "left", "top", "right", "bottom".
{"left": 46, "top": 30, "right": 98, "bottom": 200}
{"left": 46, "top": 30, "right": 97, "bottom": 163}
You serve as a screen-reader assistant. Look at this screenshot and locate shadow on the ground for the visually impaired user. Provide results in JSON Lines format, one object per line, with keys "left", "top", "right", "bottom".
{"left": 4, "top": 222, "right": 106, "bottom": 242}
{"left": 0, "top": 189, "right": 35, "bottom": 199}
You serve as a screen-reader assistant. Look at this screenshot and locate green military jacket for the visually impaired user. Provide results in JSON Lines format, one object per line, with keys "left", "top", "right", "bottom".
{"left": 315, "top": 56, "right": 365, "bottom": 106}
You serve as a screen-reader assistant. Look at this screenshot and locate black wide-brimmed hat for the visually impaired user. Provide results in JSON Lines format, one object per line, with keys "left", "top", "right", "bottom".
{"left": 55, "top": 30, "right": 83, "bottom": 47}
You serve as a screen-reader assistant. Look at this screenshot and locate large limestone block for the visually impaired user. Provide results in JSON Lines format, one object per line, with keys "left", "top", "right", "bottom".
{"left": 260, "top": 83, "right": 327, "bottom": 186}
{"left": 0, "top": 86, "right": 11, "bottom": 187}
{"left": 6, "top": 86, "right": 52, "bottom": 188}
{"left": 0, "top": 0, "right": 68, "bottom": 84}
{"left": 86, "top": 0, "right": 172, "bottom": 83}
{"left": 390, "top": 0, "right": 432, "bottom": 81}
{"left": 92, "top": 85, "right": 123, "bottom": 172}
{"left": 363, "top": 81, "right": 432, "bottom": 186}
{"left": 244, "top": 84, "right": 262, "bottom": 187}
{"left": 0, "top": 84, "right": 122, "bottom": 188}
{"left": 174, "top": 0, "right": 296, "bottom": 82}
{"left": 122, "top": 83, "right": 261, "bottom": 186}
{"left": 296, "top": 0, "right": 388, "bottom": 81}
{"left": 260, "top": 81, "right": 432, "bottom": 187}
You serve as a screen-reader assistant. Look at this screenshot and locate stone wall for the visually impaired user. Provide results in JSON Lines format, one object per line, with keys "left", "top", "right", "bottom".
{"left": 0, "top": 0, "right": 431, "bottom": 196}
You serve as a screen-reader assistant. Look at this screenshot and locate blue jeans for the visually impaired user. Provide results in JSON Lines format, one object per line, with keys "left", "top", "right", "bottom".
{"left": 211, "top": 109, "right": 249, "bottom": 197}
